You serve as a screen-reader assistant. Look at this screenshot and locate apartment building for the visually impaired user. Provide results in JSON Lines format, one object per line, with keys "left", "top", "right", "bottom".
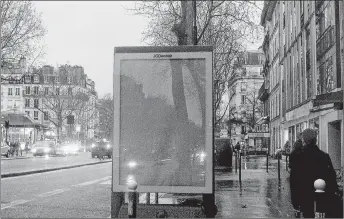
{"left": 1, "top": 58, "right": 98, "bottom": 143}
{"left": 1, "top": 57, "right": 26, "bottom": 113}
{"left": 261, "top": 1, "right": 343, "bottom": 169}
{"left": 227, "top": 50, "right": 267, "bottom": 150}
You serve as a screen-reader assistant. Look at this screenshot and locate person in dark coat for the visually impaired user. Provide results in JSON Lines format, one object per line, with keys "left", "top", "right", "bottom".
{"left": 289, "top": 128, "right": 339, "bottom": 218}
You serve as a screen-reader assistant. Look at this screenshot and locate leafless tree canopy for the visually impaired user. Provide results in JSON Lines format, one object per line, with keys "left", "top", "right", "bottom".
{"left": 0, "top": 1, "right": 46, "bottom": 64}
{"left": 34, "top": 65, "right": 90, "bottom": 140}
{"left": 127, "top": 1, "right": 263, "bottom": 125}
{"left": 98, "top": 93, "right": 113, "bottom": 142}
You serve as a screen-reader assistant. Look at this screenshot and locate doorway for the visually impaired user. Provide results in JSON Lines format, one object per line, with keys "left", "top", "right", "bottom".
{"left": 328, "top": 120, "right": 341, "bottom": 169}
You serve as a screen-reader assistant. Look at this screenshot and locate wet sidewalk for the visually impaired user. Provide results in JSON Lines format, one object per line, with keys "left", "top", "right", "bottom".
{"left": 215, "top": 155, "right": 294, "bottom": 218}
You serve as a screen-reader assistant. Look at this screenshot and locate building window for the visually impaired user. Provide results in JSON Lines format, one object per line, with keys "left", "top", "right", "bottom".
{"left": 34, "top": 99, "right": 39, "bottom": 108}
{"left": 15, "top": 88, "right": 20, "bottom": 96}
{"left": 68, "top": 87, "right": 73, "bottom": 95}
{"left": 25, "top": 111, "right": 30, "bottom": 116}
{"left": 241, "top": 82, "right": 247, "bottom": 92}
{"left": 56, "top": 88, "right": 60, "bottom": 95}
{"left": 44, "top": 112, "right": 49, "bottom": 120}
{"left": 8, "top": 88, "right": 13, "bottom": 96}
{"left": 25, "top": 75, "right": 31, "bottom": 83}
{"left": 67, "top": 77, "right": 72, "bottom": 84}
{"left": 55, "top": 76, "right": 59, "bottom": 83}
{"left": 34, "top": 111, "right": 39, "bottom": 120}
{"left": 44, "top": 87, "right": 49, "bottom": 95}
{"left": 34, "top": 86, "right": 39, "bottom": 95}
{"left": 25, "top": 86, "right": 31, "bottom": 95}
{"left": 241, "top": 95, "right": 246, "bottom": 104}
{"left": 34, "top": 75, "right": 39, "bottom": 83}
{"left": 25, "top": 99, "right": 30, "bottom": 107}
{"left": 44, "top": 76, "right": 48, "bottom": 83}
{"left": 317, "top": 56, "right": 335, "bottom": 95}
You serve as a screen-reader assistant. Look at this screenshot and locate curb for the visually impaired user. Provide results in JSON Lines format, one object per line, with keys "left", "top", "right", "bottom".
{"left": 1, "top": 160, "right": 112, "bottom": 178}
{"left": 2, "top": 156, "right": 32, "bottom": 160}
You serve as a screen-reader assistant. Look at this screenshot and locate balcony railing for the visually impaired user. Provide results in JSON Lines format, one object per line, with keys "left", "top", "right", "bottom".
{"left": 316, "top": 26, "right": 335, "bottom": 60}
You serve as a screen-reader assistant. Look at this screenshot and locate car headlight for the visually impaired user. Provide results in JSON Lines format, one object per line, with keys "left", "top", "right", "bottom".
{"left": 32, "top": 148, "right": 36, "bottom": 153}
{"left": 44, "top": 148, "right": 50, "bottom": 153}
{"left": 128, "top": 161, "right": 137, "bottom": 169}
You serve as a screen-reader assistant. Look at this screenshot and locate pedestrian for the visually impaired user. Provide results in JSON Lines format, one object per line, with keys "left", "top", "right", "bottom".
{"left": 289, "top": 128, "right": 340, "bottom": 218}
{"left": 235, "top": 142, "right": 240, "bottom": 154}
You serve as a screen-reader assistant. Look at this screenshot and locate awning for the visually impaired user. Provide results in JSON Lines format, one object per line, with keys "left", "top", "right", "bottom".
{"left": 1, "top": 112, "right": 49, "bottom": 129}
{"left": 312, "top": 90, "right": 343, "bottom": 107}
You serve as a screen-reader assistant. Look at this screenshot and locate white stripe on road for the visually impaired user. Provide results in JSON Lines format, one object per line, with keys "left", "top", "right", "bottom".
{"left": 100, "top": 180, "right": 111, "bottom": 185}
{"left": 36, "top": 188, "right": 71, "bottom": 198}
{"left": 1, "top": 199, "right": 31, "bottom": 210}
{"left": 72, "top": 176, "right": 111, "bottom": 187}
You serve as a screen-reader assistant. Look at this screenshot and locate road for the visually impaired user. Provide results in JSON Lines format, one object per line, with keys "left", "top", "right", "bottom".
{"left": 1, "top": 162, "right": 112, "bottom": 218}
{"left": 1, "top": 152, "right": 109, "bottom": 175}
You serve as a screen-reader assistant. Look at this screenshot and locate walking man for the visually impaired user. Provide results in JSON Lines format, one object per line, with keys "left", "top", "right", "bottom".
{"left": 289, "top": 128, "right": 339, "bottom": 218}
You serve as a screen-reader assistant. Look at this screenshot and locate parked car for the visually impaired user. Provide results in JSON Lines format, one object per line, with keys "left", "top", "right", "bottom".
{"left": 215, "top": 138, "right": 232, "bottom": 167}
{"left": 91, "top": 140, "right": 112, "bottom": 158}
{"left": 31, "top": 140, "right": 58, "bottom": 157}
{"left": 1, "top": 142, "right": 10, "bottom": 158}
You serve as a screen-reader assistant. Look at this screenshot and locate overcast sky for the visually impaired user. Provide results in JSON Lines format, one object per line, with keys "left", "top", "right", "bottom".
{"left": 34, "top": 1, "right": 148, "bottom": 97}
{"left": 34, "top": 1, "right": 262, "bottom": 98}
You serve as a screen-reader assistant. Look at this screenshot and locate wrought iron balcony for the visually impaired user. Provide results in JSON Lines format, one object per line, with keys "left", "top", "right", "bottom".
{"left": 258, "top": 82, "right": 269, "bottom": 101}
{"left": 316, "top": 26, "right": 335, "bottom": 60}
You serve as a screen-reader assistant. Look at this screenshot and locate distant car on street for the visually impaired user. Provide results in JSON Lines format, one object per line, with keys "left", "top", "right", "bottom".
{"left": 31, "top": 140, "right": 58, "bottom": 157}
{"left": 1, "top": 142, "right": 10, "bottom": 158}
{"left": 91, "top": 140, "right": 112, "bottom": 158}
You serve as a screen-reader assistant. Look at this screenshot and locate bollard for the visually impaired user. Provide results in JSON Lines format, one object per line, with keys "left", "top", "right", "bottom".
{"left": 239, "top": 150, "right": 241, "bottom": 183}
{"left": 127, "top": 180, "right": 138, "bottom": 218}
{"left": 277, "top": 155, "right": 281, "bottom": 189}
{"left": 314, "top": 179, "right": 326, "bottom": 218}
{"left": 235, "top": 151, "right": 238, "bottom": 173}
{"left": 266, "top": 151, "right": 269, "bottom": 173}
{"left": 155, "top": 193, "right": 159, "bottom": 204}
{"left": 146, "top": 192, "right": 150, "bottom": 204}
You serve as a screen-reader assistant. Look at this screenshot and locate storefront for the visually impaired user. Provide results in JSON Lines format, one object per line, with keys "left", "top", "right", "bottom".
{"left": 1, "top": 112, "right": 49, "bottom": 144}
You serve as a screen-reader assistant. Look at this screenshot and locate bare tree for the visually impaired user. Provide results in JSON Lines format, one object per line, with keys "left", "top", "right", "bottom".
{"left": 35, "top": 66, "right": 89, "bottom": 140}
{"left": 242, "top": 83, "right": 264, "bottom": 131}
{"left": 127, "top": 1, "right": 263, "bottom": 126}
{"left": 0, "top": 1, "right": 46, "bottom": 63}
{"left": 98, "top": 93, "right": 113, "bottom": 142}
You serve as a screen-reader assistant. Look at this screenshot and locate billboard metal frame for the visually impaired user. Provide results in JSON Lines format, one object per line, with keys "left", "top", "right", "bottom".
{"left": 112, "top": 46, "right": 213, "bottom": 194}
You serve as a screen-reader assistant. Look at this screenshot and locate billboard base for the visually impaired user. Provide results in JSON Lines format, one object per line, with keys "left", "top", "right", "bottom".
{"left": 117, "top": 204, "right": 206, "bottom": 218}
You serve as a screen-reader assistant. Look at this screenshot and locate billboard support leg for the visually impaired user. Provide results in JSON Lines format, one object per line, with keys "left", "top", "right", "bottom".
{"left": 111, "top": 192, "right": 124, "bottom": 218}
{"left": 155, "top": 193, "right": 159, "bottom": 204}
{"left": 202, "top": 194, "right": 217, "bottom": 218}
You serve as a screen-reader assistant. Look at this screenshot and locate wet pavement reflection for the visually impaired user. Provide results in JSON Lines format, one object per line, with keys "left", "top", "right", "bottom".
{"left": 215, "top": 155, "right": 294, "bottom": 218}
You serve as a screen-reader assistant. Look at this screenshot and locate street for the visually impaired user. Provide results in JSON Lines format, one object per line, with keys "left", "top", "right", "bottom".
{"left": 1, "top": 154, "right": 294, "bottom": 218}
{"left": 1, "top": 162, "right": 112, "bottom": 218}
{"left": 1, "top": 152, "right": 109, "bottom": 176}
